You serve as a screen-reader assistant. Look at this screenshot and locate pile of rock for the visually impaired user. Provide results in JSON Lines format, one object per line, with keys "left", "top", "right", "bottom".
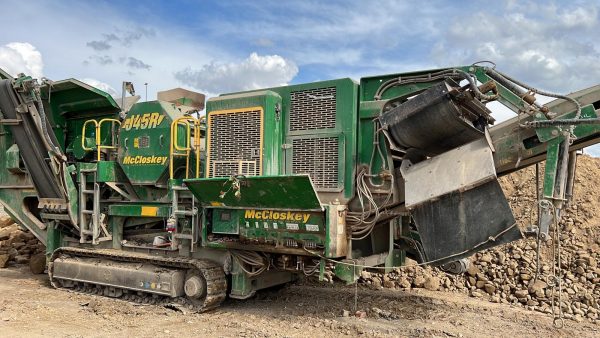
{"left": 360, "top": 230, "right": 599, "bottom": 323}
{"left": 359, "top": 155, "right": 600, "bottom": 324}
{"left": 0, "top": 215, "right": 45, "bottom": 268}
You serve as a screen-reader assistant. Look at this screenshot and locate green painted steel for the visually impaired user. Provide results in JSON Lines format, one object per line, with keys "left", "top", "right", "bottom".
{"left": 117, "top": 101, "right": 186, "bottom": 184}
{"left": 77, "top": 161, "right": 129, "bottom": 183}
{"left": 41, "top": 79, "right": 120, "bottom": 152}
{"left": 221, "top": 79, "right": 359, "bottom": 202}
{"left": 185, "top": 175, "right": 322, "bottom": 210}
{"left": 210, "top": 208, "right": 325, "bottom": 242}
{"left": 334, "top": 262, "right": 361, "bottom": 284}
{"left": 0, "top": 96, "right": 48, "bottom": 243}
{"left": 108, "top": 204, "right": 171, "bottom": 217}
{"left": 206, "top": 90, "right": 283, "bottom": 176}
{"left": 534, "top": 105, "right": 600, "bottom": 142}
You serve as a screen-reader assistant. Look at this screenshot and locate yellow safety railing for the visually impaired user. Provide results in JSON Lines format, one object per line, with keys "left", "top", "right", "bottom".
{"left": 82, "top": 118, "right": 122, "bottom": 161}
{"left": 170, "top": 116, "right": 201, "bottom": 179}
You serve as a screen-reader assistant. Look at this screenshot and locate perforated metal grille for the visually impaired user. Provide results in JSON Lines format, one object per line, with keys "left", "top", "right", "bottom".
{"left": 208, "top": 110, "right": 261, "bottom": 178}
{"left": 212, "top": 161, "right": 257, "bottom": 177}
{"left": 290, "top": 87, "right": 336, "bottom": 131}
{"left": 292, "top": 137, "right": 339, "bottom": 189}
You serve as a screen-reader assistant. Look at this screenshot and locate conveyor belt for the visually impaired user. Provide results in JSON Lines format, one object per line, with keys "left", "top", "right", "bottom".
{"left": 0, "top": 79, "right": 66, "bottom": 200}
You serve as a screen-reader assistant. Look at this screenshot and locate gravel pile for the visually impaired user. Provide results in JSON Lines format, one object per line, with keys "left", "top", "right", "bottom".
{"left": 0, "top": 215, "right": 45, "bottom": 270}
{"left": 360, "top": 155, "right": 600, "bottom": 324}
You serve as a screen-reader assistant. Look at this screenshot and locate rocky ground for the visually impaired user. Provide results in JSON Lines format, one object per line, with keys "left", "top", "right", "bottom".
{"left": 0, "top": 214, "right": 45, "bottom": 270}
{"left": 0, "top": 156, "right": 598, "bottom": 336}
{"left": 1, "top": 266, "right": 599, "bottom": 337}
{"left": 359, "top": 154, "right": 600, "bottom": 325}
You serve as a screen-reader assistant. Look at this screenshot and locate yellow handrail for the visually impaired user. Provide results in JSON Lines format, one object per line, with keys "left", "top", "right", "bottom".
{"left": 170, "top": 116, "right": 201, "bottom": 179}
{"left": 81, "top": 118, "right": 122, "bottom": 161}
{"left": 97, "top": 119, "right": 121, "bottom": 161}
{"left": 81, "top": 119, "right": 98, "bottom": 151}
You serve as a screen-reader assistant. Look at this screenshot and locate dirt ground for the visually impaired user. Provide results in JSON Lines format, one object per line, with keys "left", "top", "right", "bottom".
{"left": 0, "top": 266, "right": 598, "bottom": 338}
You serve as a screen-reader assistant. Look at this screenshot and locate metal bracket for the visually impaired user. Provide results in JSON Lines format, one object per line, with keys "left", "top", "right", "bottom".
{"left": 0, "top": 118, "right": 21, "bottom": 125}
{"left": 538, "top": 200, "right": 554, "bottom": 240}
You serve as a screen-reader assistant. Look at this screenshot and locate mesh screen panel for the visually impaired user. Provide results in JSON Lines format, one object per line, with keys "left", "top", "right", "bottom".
{"left": 208, "top": 110, "right": 261, "bottom": 177}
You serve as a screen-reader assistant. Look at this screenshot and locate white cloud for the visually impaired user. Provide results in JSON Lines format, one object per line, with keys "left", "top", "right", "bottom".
{"left": 80, "top": 78, "right": 118, "bottom": 97}
{"left": 560, "top": 7, "right": 597, "bottom": 28}
{"left": 0, "top": 1, "right": 230, "bottom": 101}
{"left": 175, "top": 53, "right": 298, "bottom": 94}
{"left": 432, "top": 3, "right": 600, "bottom": 92}
{"left": 0, "top": 41, "right": 118, "bottom": 99}
{"left": 0, "top": 42, "right": 44, "bottom": 79}
{"left": 587, "top": 144, "right": 600, "bottom": 157}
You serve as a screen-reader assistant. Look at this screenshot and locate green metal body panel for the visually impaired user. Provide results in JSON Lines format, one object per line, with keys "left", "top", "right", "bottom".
{"left": 41, "top": 79, "right": 120, "bottom": 153}
{"left": 108, "top": 204, "right": 171, "bottom": 217}
{"left": 211, "top": 208, "right": 325, "bottom": 238}
{"left": 0, "top": 77, "right": 121, "bottom": 245}
{"left": 281, "top": 79, "right": 358, "bottom": 202}
{"left": 223, "top": 79, "right": 359, "bottom": 203}
{"left": 0, "top": 96, "right": 47, "bottom": 243}
{"left": 334, "top": 263, "right": 361, "bottom": 284}
{"left": 118, "top": 101, "right": 186, "bottom": 184}
{"left": 77, "top": 161, "right": 129, "bottom": 183}
{"left": 206, "top": 90, "right": 283, "bottom": 176}
{"left": 185, "top": 175, "right": 322, "bottom": 210}
{"left": 45, "top": 223, "right": 64, "bottom": 255}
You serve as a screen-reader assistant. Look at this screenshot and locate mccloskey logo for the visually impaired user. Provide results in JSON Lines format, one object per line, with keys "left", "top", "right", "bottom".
{"left": 123, "top": 155, "right": 168, "bottom": 165}
{"left": 244, "top": 210, "right": 310, "bottom": 223}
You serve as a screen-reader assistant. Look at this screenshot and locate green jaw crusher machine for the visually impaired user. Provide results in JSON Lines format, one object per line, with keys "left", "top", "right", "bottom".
{"left": 1, "top": 64, "right": 600, "bottom": 310}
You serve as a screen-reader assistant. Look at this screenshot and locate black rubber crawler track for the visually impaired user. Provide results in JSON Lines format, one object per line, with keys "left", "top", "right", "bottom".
{"left": 48, "top": 247, "right": 227, "bottom": 312}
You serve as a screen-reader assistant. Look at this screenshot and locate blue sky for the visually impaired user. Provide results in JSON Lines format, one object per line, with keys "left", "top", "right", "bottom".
{"left": 1, "top": 0, "right": 600, "bottom": 155}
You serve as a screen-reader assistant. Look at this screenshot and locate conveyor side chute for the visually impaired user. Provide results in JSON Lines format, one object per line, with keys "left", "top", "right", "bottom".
{"left": 0, "top": 78, "right": 77, "bottom": 225}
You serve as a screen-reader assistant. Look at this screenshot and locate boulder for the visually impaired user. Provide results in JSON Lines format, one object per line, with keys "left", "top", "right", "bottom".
{"left": 423, "top": 277, "right": 440, "bottom": 291}
{"left": 484, "top": 283, "right": 497, "bottom": 295}
{"left": 413, "top": 276, "right": 426, "bottom": 288}
{"left": 0, "top": 216, "right": 13, "bottom": 228}
{"left": 0, "top": 254, "right": 9, "bottom": 268}
{"left": 514, "top": 289, "right": 529, "bottom": 298}
{"left": 14, "top": 255, "right": 29, "bottom": 264}
{"left": 29, "top": 254, "right": 46, "bottom": 274}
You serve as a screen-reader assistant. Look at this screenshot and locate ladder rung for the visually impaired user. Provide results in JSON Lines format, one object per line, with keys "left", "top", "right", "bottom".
{"left": 82, "top": 190, "right": 94, "bottom": 194}
{"left": 81, "top": 169, "right": 97, "bottom": 173}
{"left": 82, "top": 210, "right": 94, "bottom": 215}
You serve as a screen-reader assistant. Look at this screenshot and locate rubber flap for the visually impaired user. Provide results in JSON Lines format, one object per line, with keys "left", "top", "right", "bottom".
{"left": 412, "top": 180, "right": 522, "bottom": 266}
